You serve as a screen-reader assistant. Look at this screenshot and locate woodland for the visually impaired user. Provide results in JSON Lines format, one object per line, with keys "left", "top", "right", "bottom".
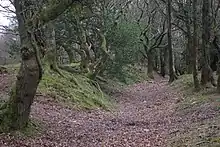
{"left": 0, "top": 0, "right": 219, "bottom": 146}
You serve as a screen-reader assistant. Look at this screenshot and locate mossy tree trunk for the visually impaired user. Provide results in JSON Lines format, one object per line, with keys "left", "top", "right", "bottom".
{"left": 45, "top": 23, "right": 64, "bottom": 76}
{"left": 0, "top": 0, "right": 43, "bottom": 131}
{"left": 0, "top": 0, "right": 79, "bottom": 131}
{"left": 90, "top": 32, "right": 109, "bottom": 79}
{"left": 75, "top": 18, "right": 92, "bottom": 73}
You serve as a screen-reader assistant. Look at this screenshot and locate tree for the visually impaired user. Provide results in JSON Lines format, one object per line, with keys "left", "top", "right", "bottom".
{"left": 0, "top": 0, "right": 82, "bottom": 131}
{"left": 200, "top": 0, "right": 216, "bottom": 87}
{"left": 192, "top": 0, "right": 200, "bottom": 90}
{"left": 137, "top": 0, "right": 167, "bottom": 79}
{"left": 167, "top": 0, "right": 177, "bottom": 82}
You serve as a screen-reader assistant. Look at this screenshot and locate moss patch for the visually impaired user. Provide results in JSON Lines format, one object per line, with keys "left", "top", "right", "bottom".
{"left": 38, "top": 69, "right": 113, "bottom": 110}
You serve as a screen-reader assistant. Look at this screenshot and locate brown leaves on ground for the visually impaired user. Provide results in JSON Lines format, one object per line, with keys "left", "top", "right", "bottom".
{"left": 0, "top": 74, "right": 219, "bottom": 147}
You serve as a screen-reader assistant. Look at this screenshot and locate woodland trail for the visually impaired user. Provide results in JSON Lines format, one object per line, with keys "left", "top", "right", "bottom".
{"left": 0, "top": 74, "right": 183, "bottom": 147}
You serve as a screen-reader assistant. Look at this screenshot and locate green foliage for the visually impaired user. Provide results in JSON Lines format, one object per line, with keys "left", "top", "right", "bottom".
{"left": 108, "top": 22, "right": 141, "bottom": 65}
{"left": 105, "top": 22, "right": 142, "bottom": 80}
{"left": 104, "top": 65, "right": 148, "bottom": 85}
{"left": 38, "top": 70, "right": 112, "bottom": 109}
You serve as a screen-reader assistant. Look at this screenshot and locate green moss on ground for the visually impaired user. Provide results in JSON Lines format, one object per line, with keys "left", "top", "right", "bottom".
{"left": 1, "top": 64, "right": 148, "bottom": 110}
{"left": 38, "top": 69, "right": 113, "bottom": 109}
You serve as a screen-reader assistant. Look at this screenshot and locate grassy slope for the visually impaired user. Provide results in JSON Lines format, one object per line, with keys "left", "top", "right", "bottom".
{"left": 1, "top": 64, "right": 149, "bottom": 110}
{"left": 170, "top": 74, "right": 220, "bottom": 147}
{"left": 1, "top": 64, "right": 112, "bottom": 109}
{"left": 38, "top": 70, "right": 113, "bottom": 109}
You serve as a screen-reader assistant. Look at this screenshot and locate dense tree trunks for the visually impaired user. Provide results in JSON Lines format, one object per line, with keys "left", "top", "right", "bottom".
{"left": 201, "top": 0, "right": 216, "bottom": 86}
{"left": 147, "top": 50, "right": 154, "bottom": 79}
{"left": 192, "top": 0, "right": 200, "bottom": 90}
{"left": 167, "top": 0, "right": 177, "bottom": 83}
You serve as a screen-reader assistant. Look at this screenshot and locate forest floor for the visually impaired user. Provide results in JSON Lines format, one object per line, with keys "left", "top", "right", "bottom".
{"left": 0, "top": 73, "right": 219, "bottom": 147}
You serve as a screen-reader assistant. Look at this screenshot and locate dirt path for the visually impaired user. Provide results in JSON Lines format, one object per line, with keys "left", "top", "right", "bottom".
{"left": 0, "top": 76, "right": 182, "bottom": 147}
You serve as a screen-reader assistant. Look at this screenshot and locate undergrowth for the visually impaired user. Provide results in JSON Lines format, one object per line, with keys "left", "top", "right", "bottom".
{"left": 99, "top": 65, "right": 149, "bottom": 95}
{"left": 105, "top": 65, "right": 148, "bottom": 85}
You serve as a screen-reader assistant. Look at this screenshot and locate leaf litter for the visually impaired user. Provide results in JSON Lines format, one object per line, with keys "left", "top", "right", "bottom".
{"left": 0, "top": 74, "right": 219, "bottom": 147}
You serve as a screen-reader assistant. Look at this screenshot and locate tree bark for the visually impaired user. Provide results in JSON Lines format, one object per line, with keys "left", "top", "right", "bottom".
{"left": 160, "top": 47, "right": 168, "bottom": 77}
{"left": 192, "top": 0, "right": 200, "bottom": 90}
{"left": 213, "top": 37, "right": 220, "bottom": 92}
{"left": 45, "top": 23, "right": 64, "bottom": 76}
{"left": 160, "top": 48, "right": 164, "bottom": 77}
{"left": 185, "top": 0, "right": 193, "bottom": 74}
{"left": 0, "top": 0, "right": 77, "bottom": 131}
{"left": 186, "top": 33, "right": 193, "bottom": 74}
{"left": 154, "top": 49, "right": 159, "bottom": 71}
{"left": 217, "top": 60, "right": 220, "bottom": 92}
{"left": 0, "top": 0, "right": 42, "bottom": 131}
{"left": 89, "top": 33, "right": 109, "bottom": 79}
{"left": 167, "top": 0, "right": 177, "bottom": 83}
{"left": 201, "top": 0, "right": 216, "bottom": 86}
{"left": 147, "top": 49, "right": 154, "bottom": 79}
